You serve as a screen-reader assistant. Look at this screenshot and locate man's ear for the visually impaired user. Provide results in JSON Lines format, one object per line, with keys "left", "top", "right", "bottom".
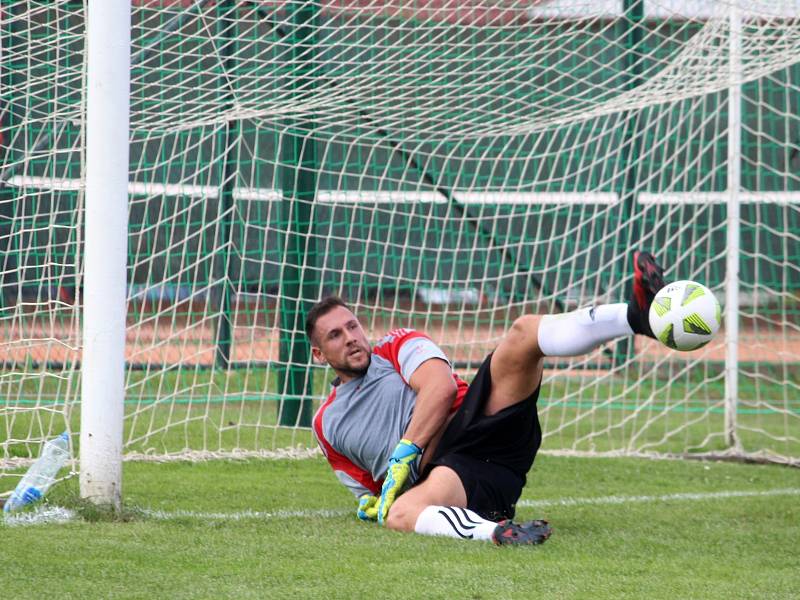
{"left": 311, "top": 345, "right": 326, "bottom": 365}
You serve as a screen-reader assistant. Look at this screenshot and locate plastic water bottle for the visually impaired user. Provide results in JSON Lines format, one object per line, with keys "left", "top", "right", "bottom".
{"left": 3, "top": 432, "right": 70, "bottom": 513}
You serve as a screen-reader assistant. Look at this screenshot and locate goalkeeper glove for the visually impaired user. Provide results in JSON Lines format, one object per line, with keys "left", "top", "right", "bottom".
{"left": 377, "top": 438, "right": 421, "bottom": 525}
{"left": 357, "top": 494, "right": 379, "bottom": 522}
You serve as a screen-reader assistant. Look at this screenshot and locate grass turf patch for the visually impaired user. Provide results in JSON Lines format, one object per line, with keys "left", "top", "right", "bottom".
{"left": 1, "top": 455, "right": 799, "bottom": 599}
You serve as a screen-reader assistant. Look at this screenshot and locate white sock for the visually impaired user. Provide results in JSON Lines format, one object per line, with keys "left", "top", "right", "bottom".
{"left": 414, "top": 505, "right": 498, "bottom": 541}
{"left": 537, "top": 303, "right": 633, "bottom": 357}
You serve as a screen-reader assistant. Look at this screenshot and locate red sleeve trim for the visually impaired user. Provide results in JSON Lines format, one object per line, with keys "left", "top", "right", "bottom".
{"left": 313, "top": 387, "right": 382, "bottom": 495}
{"left": 372, "top": 328, "right": 430, "bottom": 381}
{"left": 452, "top": 374, "right": 468, "bottom": 413}
{"left": 374, "top": 328, "right": 467, "bottom": 413}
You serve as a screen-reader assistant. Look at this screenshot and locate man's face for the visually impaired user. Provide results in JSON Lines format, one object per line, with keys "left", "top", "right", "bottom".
{"left": 310, "top": 305, "right": 371, "bottom": 381}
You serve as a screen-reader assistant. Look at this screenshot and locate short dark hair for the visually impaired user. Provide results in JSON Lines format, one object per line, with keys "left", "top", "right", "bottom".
{"left": 305, "top": 296, "right": 349, "bottom": 342}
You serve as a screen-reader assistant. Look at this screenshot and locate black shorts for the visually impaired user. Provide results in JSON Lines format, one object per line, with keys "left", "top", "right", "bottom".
{"left": 423, "top": 353, "right": 542, "bottom": 521}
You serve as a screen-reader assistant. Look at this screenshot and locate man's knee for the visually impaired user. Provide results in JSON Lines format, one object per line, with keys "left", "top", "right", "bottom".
{"left": 385, "top": 497, "right": 420, "bottom": 532}
{"left": 384, "top": 466, "right": 467, "bottom": 532}
{"left": 508, "top": 314, "right": 541, "bottom": 346}
{"left": 487, "top": 315, "right": 545, "bottom": 414}
{"left": 499, "top": 314, "right": 543, "bottom": 363}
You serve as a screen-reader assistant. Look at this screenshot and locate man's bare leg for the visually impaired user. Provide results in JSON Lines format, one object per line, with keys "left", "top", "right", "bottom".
{"left": 487, "top": 252, "right": 666, "bottom": 416}
{"left": 487, "top": 306, "right": 632, "bottom": 415}
{"left": 487, "top": 314, "right": 547, "bottom": 416}
{"left": 385, "top": 465, "right": 551, "bottom": 544}
{"left": 384, "top": 466, "right": 466, "bottom": 532}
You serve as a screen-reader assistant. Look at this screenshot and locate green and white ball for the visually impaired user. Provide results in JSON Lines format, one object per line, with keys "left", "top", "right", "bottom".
{"left": 648, "top": 280, "right": 721, "bottom": 351}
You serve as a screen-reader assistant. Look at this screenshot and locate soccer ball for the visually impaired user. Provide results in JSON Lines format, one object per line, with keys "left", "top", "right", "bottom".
{"left": 648, "top": 280, "right": 721, "bottom": 351}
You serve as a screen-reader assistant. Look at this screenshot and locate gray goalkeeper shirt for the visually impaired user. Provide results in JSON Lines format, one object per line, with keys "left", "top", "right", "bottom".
{"left": 312, "top": 328, "right": 467, "bottom": 498}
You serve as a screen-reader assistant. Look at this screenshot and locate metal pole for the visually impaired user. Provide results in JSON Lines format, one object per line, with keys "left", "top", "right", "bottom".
{"left": 616, "top": 0, "right": 645, "bottom": 365}
{"left": 278, "top": 1, "right": 318, "bottom": 427}
{"left": 215, "top": 1, "right": 236, "bottom": 369}
{"left": 80, "top": 0, "right": 130, "bottom": 508}
{"left": 724, "top": 3, "right": 742, "bottom": 450}
{"left": 0, "top": 3, "right": 20, "bottom": 311}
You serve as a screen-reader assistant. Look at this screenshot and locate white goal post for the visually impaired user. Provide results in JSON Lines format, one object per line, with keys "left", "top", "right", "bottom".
{"left": 79, "top": 0, "right": 129, "bottom": 508}
{"left": 1, "top": 1, "right": 799, "bottom": 505}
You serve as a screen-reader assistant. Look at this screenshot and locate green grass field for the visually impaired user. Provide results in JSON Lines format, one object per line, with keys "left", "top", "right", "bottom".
{"left": 2, "top": 455, "right": 799, "bottom": 599}
{"left": 3, "top": 363, "right": 799, "bottom": 597}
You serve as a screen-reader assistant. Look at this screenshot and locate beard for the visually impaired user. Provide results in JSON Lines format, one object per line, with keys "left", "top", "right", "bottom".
{"left": 329, "top": 352, "right": 370, "bottom": 380}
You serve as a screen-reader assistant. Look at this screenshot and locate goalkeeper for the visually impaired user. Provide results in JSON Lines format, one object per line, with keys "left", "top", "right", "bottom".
{"left": 308, "top": 252, "right": 665, "bottom": 545}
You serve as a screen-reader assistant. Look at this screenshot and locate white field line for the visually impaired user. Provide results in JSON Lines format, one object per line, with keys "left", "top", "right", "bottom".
{"left": 141, "top": 488, "right": 800, "bottom": 520}
{"left": 2, "top": 506, "right": 77, "bottom": 526}
{"left": 516, "top": 487, "right": 800, "bottom": 508}
{"left": 4, "top": 487, "right": 799, "bottom": 526}
{"left": 126, "top": 487, "right": 800, "bottom": 520}
{"left": 135, "top": 508, "right": 351, "bottom": 521}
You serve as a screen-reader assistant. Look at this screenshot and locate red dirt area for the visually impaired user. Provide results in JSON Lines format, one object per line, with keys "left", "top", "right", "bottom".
{"left": 2, "top": 303, "right": 797, "bottom": 374}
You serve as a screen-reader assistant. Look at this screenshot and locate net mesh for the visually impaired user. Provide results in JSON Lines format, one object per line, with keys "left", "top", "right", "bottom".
{"left": 1, "top": 1, "right": 799, "bottom": 476}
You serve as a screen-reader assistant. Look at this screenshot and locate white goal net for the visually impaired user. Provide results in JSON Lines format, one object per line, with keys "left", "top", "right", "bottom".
{"left": 1, "top": 0, "right": 798, "bottom": 486}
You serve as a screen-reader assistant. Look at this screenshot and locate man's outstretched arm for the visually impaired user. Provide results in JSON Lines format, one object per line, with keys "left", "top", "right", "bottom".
{"left": 376, "top": 358, "right": 457, "bottom": 523}
{"left": 405, "top": 358, "right": 458, "bottom": 449}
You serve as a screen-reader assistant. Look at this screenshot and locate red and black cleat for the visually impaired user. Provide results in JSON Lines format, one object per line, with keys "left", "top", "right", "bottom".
{"left": 492, "top": 519, "right": 552, "bottom": 546}
{"left": 628, "top": 250, "right": 667, "bottom": 338}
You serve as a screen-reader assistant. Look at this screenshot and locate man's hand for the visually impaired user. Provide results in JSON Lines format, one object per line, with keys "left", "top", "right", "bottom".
{"left": 357, "top": 494, "right": 379, "bottom": 521}
{"left": 377, "top": 439, "right": 421, "bottom": 525}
